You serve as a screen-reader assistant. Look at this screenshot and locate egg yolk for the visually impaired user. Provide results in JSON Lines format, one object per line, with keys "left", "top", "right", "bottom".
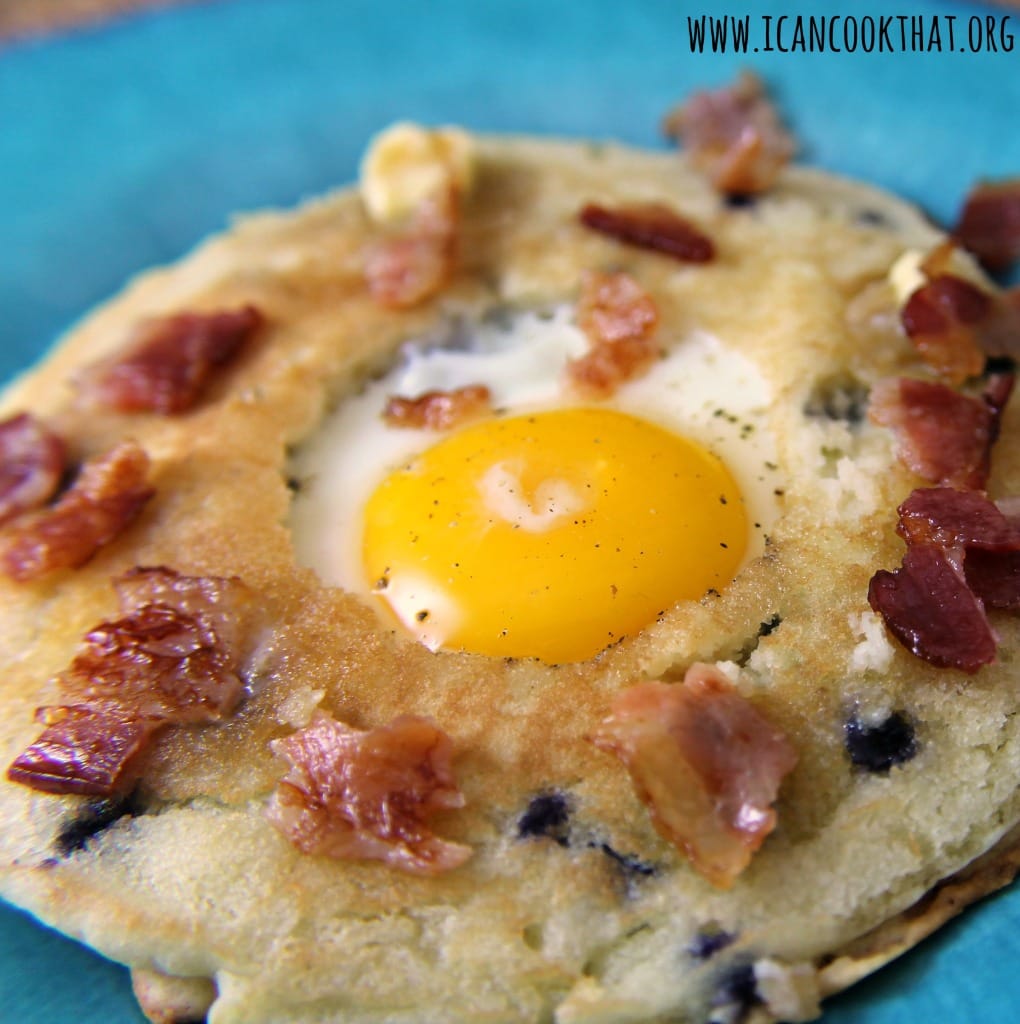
{"left": 362, "top": 407, "right": 747, "bottom": 663}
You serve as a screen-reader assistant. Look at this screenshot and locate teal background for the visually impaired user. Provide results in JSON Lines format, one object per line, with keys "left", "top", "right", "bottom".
{"left": 1, "top": 0, "right": 1018, "bottom": 1020}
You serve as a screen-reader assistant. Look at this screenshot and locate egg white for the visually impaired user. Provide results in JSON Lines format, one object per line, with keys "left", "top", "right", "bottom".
{"left": 288, "top": 307, "right": 784, "bottom": 604}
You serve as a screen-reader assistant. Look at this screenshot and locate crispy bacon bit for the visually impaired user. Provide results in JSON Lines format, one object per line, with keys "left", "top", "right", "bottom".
{"left": 0, "top": 413, "right": 67, "bottom": 527}
{"left": 579, "top": 202, "right": 715, "bottom": 263}
{"left": 954, "top": 179, "right": 1020, "bottom": 273}
{"left": 869, "top": 544, "right": 997, "bottom": 674}
{"left": 364, "top": 188, "right": 458, "bottom": 309}
{"left": 896, "top": 486, "right": 1020, "bottom": 553}
{"left": 577, "top": 270, "right": 659, "bottom": 345}
{"left": 6, "top": 567, "right": 255, "bottom": 796}
{"left": 895, "top": 487, "right": 1020, "bottom": 616}
{"left": 383, "top": 384, "right": 492, "bottom": 430}
{"left": 112, "top": 564, "right": 255, "bottom": 659}
{"left": 662, "top": 71, "right": 795, "bottom": 195}
{"left": 868, "top": 375, "right": 1014, "bottom": 490}
{"left": 965, "top": 548, "right": 1020, "bottom": 610}
{"left": 567, "top": 270, "right": 660, "bottom": 397}
{"left": 266, "top": 711, "right": 471, "bottom": 876}
{"left": 87, "top": 566, "right": 251, "bottom": 720}
{"left": 0, "top": 441, "right": 153, "bottom": 582}
{"left": 78, "top": 306, "right": 263, "bottom": 415}
{"left": 911, "top": 242, "right": 1020, "bottom": 366}
{"left": 590, "top": 664, "right": 797, "bottom": 889}
{"left": 63, "top": 603, "right": 243, "bottom": 724}
{"left": 900, "top": 275, "right": 989, "bottom": 383}
{"left": 7, "top": 706, "right": 151, "bottom": 797}
{"left": 869, "top": 488, "right": 1020, "bottom": 671}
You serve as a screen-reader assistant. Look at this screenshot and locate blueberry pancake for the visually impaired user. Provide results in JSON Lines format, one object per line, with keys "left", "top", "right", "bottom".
{"left": 0, "top": 99, "right": 1018, "bottom": 1024}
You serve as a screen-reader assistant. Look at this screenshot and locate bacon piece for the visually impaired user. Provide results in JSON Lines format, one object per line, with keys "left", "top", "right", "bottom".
{"left": 900, "top": 274, "right": 989, "bottom": 383}
{"left": 869, "top": 488, "right": 1020, "bottom": 670}
{"left": 112, "top": 564, "right": 256, "bottom": 660}
{"left": 58, "top": 567, "right": 251, "bottom": 724}
{"left": 0, "top": 413, "right": 67, "bottom": 527}
{"left": 590, "top": 664, "right": 797, "bottom": 889}
{"left": 383, "top": 384, "right": 492, "bottom": 430}
{"left": 567, "top": 270, "right": 660, "bottom": 397}
{"left": 965, "top": 548, "right": 1020, "bottom": 610}
{"left": 577, "top": 270, "right": 659, "bottom": 345}
{"left": 868, "top": 544, "right": 997, "bottom": 673}
{"left": 894, "top": 487, "right": 1020, "bottom": 616}
{"left": 266, "top": 711, "right": 471, "bottom": 876}
{"left": 7, "top": 705, "right": 152, "bottom": 797}
{"left": 364, "top": 188, "right": 458, "bottom": 309}
{"left": 79, "top": 306, "right": 263, "bottom": 415}
{"left": 0, "top": 441, "right": 154, "bottom": 582}
{"left": 954, "top": 179, "right": 1020, "bottom": 272}
{"left": 61, "top": 605, "right": 242, "bottom": 725}
{"left": 868, "top": 375, "right": 1013, "bottom": 490}
{"left": 6, "top": 567, "right": 255, "bottom": 796}
{"left": 579, "top": 202, "right": 715, "bottom": 263}
{"left": 896, "top": 486, "right": 1020, "bottom": 554}
{"left": 911, "top": 242, "right": 1020, "bottom": 366}
{"left": 662, "top": 71, "right": 795, "bottom": 195}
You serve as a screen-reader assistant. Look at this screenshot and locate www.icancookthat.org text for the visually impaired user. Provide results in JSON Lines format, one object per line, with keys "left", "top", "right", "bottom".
{"left": 687, "top": 13, "right": 1015, "bottom": 53}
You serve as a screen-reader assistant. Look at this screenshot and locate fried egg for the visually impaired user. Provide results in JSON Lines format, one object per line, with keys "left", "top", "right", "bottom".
{"left": 289, "top": 307, "right": 783, "bottom": 662}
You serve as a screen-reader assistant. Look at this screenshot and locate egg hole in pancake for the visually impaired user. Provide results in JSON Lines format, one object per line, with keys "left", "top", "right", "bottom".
{"left": 287, "top": 304, "right": 785, "bottom": 663}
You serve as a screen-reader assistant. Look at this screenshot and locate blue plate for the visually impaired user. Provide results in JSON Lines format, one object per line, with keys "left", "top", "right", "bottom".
{"left": 1, "top": 1, "right": 1018, "bottom": 1019}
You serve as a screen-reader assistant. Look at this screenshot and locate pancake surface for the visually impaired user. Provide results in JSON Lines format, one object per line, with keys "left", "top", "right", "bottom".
{"left": 0, "top": 129, "right": 1018, "bottom": 1024}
